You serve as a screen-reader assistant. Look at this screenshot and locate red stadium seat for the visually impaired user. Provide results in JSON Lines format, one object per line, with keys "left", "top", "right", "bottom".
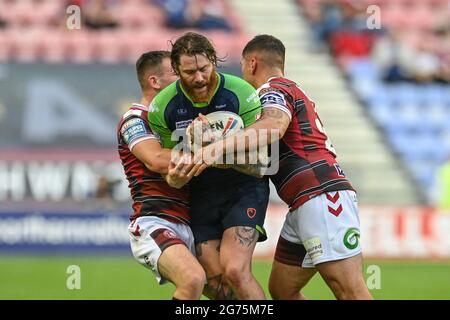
{"left": 122, "top": 30, "right": 155, "bottom": 64}
{"left": 330, "top": 31, "right": 375, "bottom": 59}
{"left": 409, "top": 5, "right": 434, "bottom": 30}
{"left": 11, "top": 28, "right": 45, "bottom": 63}
{"left": 96, "top": 30, "right": 123, "bottom": 64}
{"left": 66, "top": 30, "right": 96, "bottom": 63}
{"left": 189, "top": 31, "right": 248, "bottom": 63}
{"left": 0, "top": 30, "right": 14, "bottom": 62}
{"left": 35, "top": 1, "right": 63, "bottom": 27}
{"left": 116, "top": 3, "right": 165, "bottom": 29}
{"left": 41, "top": 29, "right": 69, "bottom": 63}
{"left": 0, "top": 0, "right": 253, "bottom": 64}
{"left": 381, "top": 4, "right": 410, "bottom": 29}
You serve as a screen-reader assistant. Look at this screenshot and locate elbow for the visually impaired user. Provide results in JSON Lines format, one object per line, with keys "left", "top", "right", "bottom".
{"left": 144, "top": 161, "right": 168, "bottom": 175}
{"left": 145, "top": 152, "right": 169, "bottom": 174}
{"left": 265, "top": 119, "right": 286, "bottom": 141}
{"left": 274, "top": 120, "right": 288, "bottom": 140}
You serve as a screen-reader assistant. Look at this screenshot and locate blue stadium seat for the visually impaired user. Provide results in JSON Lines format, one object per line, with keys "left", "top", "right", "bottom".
{"left": 389, "top": 84, "right": 419, "bottom": 105}
{"left": 347, "top": 58, "right": 379, "bottom": 80}
{"left": 423, "top": 104, "right": 450, "bottom": 133}
{"left": 416, "top": 84, "right": 447, "bottom": 106}
{"left": 366, "top": 91, "right": 393, "bottom": 108}
{"left": 444, "top": 89, "right": 450, "bottom": 107}
{"left": 362, "top": 83, "right": 397, "bottom": 105}
{"left": 395, "top": 103, "right": 422, "bottom": 131}
{"left": 408, "top": 159, "right": 436, "bottom": 188}
{"left": 367, "top": 100, "right": 397, "bottom": 130}
{"left": 389, "top": 132, "right": 446, "bottom": 162}
{"left": 351, "top": 78, "right": 379, "bottom": 101}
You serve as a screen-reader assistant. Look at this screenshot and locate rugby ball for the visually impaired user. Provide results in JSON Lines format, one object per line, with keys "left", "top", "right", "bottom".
{"left": 186, "top": 111, "right": 244, "bottom": 153}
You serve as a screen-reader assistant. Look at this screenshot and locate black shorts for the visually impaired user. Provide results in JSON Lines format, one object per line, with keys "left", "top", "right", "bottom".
{"left": 190, "top": 177, "right": 270, "bottom": 243}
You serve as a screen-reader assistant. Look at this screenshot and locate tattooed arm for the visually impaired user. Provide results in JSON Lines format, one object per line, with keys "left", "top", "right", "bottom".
{"left": 192, "top": 107, "right": 290, "bottom": 177}
{"left": 222, "top": 106, "right": 291, "bottom": 153}
{"left": 256, "top": 106, "right": 291, "bottom": 142}
{"left": 198, "top": 107, "right": 289, "bottom": 161}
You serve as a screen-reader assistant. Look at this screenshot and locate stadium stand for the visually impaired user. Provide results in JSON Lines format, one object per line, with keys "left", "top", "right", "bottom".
{"left": 295, "top": 0, "right": 450, "bottom": 204}
{"left": 0, "top": 0, "right": 249, "bottom": 64}
{"left": 232, "top": 0, "right": 423, "bottom": 205}
{"left": 1, "top": 0, "right": 444, "bottom": 205}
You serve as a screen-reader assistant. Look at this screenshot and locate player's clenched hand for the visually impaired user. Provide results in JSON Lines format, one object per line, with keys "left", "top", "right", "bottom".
{"left": 165, "top": 154, "right": 204, "bottom": 188}
{"left": 191, "top": 142, "right": 226, "bottom": 176}
{"left": 196, "top": 113, "right": 209, "bottom": 125}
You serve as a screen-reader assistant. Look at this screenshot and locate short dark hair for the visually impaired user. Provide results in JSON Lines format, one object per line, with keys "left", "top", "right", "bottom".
{"left": 136, "top": 50, "right": 171, "bottom": 90}
{"left": 170, "top": 32, "right": 223, "bottom": 74}
{"left": 242, "top": 34, "right": 285, "bottom": 69}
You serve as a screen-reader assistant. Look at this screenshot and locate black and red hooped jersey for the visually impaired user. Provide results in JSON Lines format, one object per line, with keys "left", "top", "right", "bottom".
{"left": 117, "top": 103, "right": 190, "bottom": 223}
{"left": 259, "top": 77, "right": 355, "bottom": 211}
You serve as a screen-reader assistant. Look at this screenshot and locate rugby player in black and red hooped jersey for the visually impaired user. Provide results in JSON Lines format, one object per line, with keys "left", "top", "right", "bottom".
{"left": 117, "top": 51, "right": 206, "bottom": 300}
{"left": 197, "top": 35, "right": 373, "bottom": 300}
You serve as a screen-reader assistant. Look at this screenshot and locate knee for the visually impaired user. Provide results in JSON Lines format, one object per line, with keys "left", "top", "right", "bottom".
{"left": 269, "top": 280, "right": 302, "bottom": 300}
{"left": 179, "top": 268, "right": 207, "bottom": 296}
{"left": 326, "top": 277, "right": 346, "bottom": 299}
{"left": 326, "top": 276, "right": 368, "bottom": 300}
{"left": 340, "top": 285, "right": 372, "bottom": 300}
{"left": 268, "top": 280, "right": 283, "bottom": 300}
{"left": 223, "top": 263, "right": 249, "bottom": 289}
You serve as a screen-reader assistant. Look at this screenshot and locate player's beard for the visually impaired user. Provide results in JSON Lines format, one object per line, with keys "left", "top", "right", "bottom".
{"left": 182, "top": 72, "right": 218, "bottom": 103}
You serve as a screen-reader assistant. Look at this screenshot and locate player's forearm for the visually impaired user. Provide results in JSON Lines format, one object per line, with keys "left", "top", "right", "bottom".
{"left": 197, "top": 119, "right": 277, "bottom": 168}
{"left": 142, "top": 149, "right": 172, "bottom": 175}
{"left": 221, "top": 117, "right": 283, "bottom": 154}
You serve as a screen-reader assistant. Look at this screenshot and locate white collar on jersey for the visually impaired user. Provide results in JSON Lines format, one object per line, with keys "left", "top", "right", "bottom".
{"left": 131, "top": 103, "right": 148, "bottom": 111}
{"left": 257, "top": 77, "right": 276, "bottom": 94}
{"left": 256, "top": 76, "right": 286, "bottom": 94}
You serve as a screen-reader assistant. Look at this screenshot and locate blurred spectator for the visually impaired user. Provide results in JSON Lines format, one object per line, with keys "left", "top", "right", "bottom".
{"left": 192, "top": 0, "right": 232, "bottom": 31}
{"left": 153, "top": 0, "right": 192, "bottom": 28}
{"left": 309, "top": 0, "right": 343, "bottom": 44}
{"left": 67, "top": 0, "right": 119, "bottom": 30}
{"left": 436, "top": 160, "right": 450, "bottom": 210}
{"left": 372, "top": 30, "right": 413, "bottom": 82}
{"left": 372, "top": 29, "right": 443, "bottom": 83}
{"left": 96, "top": 175, "right": 114, "bottom": 200}
{"left": 411, "top": 36, "right": 441, "bottom": 83}
{"left": 92, "top": 175, "right": 117, "bottom": 210}
{"left": 306, "top": 0, "right": 380, "bottom": 60}
{"left": 0, "top": 0, "right": 6, "bottom": 29}
{"left": 339, "top": 0, "right": 369, "bottom": 33}
{"left": 434, "top": 26, "right": 450, "bottom": 83}
{"left": 154, "top": 0, "right": 232, "bottom": 31}
{"left": 84, "top": 0, "right": 119, "bottom": 29}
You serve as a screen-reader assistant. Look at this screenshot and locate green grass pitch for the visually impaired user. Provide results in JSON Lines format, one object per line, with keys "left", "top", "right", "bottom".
{"left": 1, "top": 255, "right": 449, "bottom": 300}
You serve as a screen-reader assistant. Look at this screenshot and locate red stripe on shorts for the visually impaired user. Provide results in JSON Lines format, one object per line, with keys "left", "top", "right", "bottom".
{"left": 150, "top": 228, "right": 185, "bottom": 252}
{"left": 274, "top": 236, "right": 307, "bottom": 267}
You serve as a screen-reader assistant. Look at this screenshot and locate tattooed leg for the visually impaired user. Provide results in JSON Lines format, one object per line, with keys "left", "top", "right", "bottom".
{"left": 234, "top": 226, "right": 258, "bottom": 247}
{"left": 195, "top": 239, "right": 228, "bottom": 299}
{"left": 203, "top": 274, "right": 237, "bottom": 300}
{"left": 220, "top": 226, "right": 266, "bottom": 299}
